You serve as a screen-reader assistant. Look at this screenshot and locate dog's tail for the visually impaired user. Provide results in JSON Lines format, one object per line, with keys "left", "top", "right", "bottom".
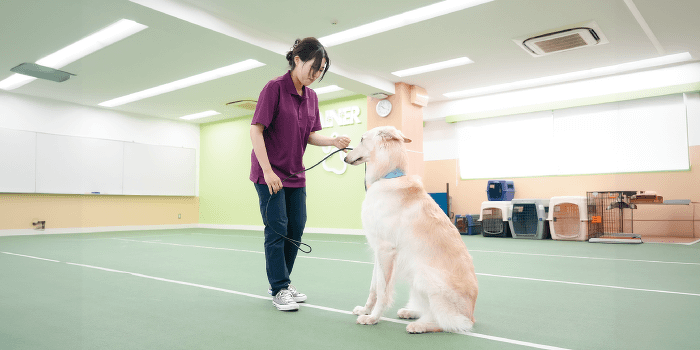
{"left": 430, "top": 293, "right": 475, "bottom": 334}
{"left": 437, "top": 314, "right": 474, "bottom": 334}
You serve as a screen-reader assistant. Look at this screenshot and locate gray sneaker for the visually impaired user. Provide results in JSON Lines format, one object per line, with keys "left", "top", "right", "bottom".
{"left": 272, "top": 289, "right": 299, "bottom": 311}
{"left": 287, "top": 284, "right": 307, "bottom": 303}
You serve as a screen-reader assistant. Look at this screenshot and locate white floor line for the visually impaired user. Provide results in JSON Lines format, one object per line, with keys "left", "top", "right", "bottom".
{"left": 112, "top": 239, "right": 700, "bottom": 297}
{"left": 82, "top": 233, "right": 191, "bottom": 241}
{"left": 192, "top": 232, "right": 367, "bottom": 245}
{"left": 469, "top": 250, "right": 700, "bottom": 266}
{"left": 114, "top": 238, "right": 372, "bottom": 264}
{"left": 3, "top": 250, "right": 570, "bottom": 350}
{"left": 1, "top": 251, "right": 61, "bottom": 262}
{"left": 477, "top": 273, "right": 700, "bottom": 297}
{"left": 113, "top": 238, "right": 265, "bottom": 255}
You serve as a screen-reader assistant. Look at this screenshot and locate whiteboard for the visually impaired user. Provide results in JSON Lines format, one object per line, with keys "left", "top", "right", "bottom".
{"left": 36, "top": 133, "right": 124, "bottom": 194}
{"left": 0, "top": 128, "right": 36, "bottom": 193}
{"left": 0, "top": 127, "right": 196, "bottom": 196}
{"left": 123, "top": 143, "right": 196, "bottom": 196}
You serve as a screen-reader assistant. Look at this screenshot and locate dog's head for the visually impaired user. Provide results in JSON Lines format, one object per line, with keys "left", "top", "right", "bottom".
{"left": 344, "top": 126, "right": 412, "bottom": 166}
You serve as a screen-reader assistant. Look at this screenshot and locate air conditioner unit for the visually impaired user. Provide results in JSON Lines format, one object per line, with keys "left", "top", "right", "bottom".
{"left": 513, "top": 21, "right": 609, "bottom": 57}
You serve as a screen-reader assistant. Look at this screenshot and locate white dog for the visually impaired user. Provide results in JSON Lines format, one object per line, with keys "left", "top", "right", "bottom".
{"left": 343, "top": 126, "right": 478, "bottom": 334}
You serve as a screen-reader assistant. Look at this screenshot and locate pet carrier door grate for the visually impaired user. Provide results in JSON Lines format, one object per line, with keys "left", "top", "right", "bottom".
{"left": 512, "top": 204, "right": 538, "bottom": 236}
{"left": 509, "top": 199, "right": 550, "bottom": 239}
{"left": 548, "top": 196, "right": 589, "bottom": 241}
{"left": 480, "top": 201, "right": 512, "bottom": 237}
{"left": 482, "top": 209, "right": 504, "bottom": 234}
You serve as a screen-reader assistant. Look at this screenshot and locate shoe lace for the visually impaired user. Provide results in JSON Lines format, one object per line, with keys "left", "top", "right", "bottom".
{"left": 278, "top": 289, "right": 295, "bottom": 303}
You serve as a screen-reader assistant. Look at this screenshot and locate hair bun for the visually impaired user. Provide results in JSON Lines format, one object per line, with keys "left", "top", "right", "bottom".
{"left": 285, "top": 51, "right": 293, "bottom": 63}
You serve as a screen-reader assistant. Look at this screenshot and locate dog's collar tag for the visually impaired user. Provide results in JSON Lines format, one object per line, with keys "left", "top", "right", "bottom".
{"left": 383, "top": 169, "right": 406, "bottom": 179}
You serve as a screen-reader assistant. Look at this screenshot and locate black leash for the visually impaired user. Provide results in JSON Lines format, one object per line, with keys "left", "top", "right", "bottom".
{"left": 264, "top": 147, "right": 353, "bottom": 254}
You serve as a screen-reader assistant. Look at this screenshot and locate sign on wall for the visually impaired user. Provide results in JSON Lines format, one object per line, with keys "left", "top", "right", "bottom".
{"left": 322, "top": 106, "right": 361, "bottom": 128}
{"left": 318, "top": 105, "right": 362, "bottom": 175}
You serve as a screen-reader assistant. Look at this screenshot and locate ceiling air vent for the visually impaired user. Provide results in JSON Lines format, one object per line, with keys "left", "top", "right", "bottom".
{"left": 514, "top": 21, "right": 609, "bottom": 57}
{"left": 225, "top": 99, "right": 257, "bottom": 111}
{"left": 10, "top": 62, "right": 76, "bottom": 82}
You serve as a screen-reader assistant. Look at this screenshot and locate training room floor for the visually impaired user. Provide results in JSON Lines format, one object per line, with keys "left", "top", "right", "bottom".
{"left": 1, "top": 228, "right": 699, "bottom": 350}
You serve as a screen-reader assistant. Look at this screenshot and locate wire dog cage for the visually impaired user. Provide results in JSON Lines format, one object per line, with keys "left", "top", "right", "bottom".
{"left": 586, "top": 191, "right": 642, "bottom": 243}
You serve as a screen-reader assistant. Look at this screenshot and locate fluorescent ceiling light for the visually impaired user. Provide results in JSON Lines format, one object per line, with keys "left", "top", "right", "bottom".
{"left": 99, "top": 59, "right": 265, "bottom": 107}
{"left": 314, "top": 85, "right": 343, "bottom": 94}
{"left": 0, "top": 19, "right": 147, "bottom": 91}
{"left": 318, "top": 0, "right": 494, "bottom": 47}
{"left": 392, "top": 57, "right": 474, "bottom": 77}
{"left": 444, "top": 52, "right": 693, "bottom": 99}
{"left": 180, "top": 110, "right": 220, "bottom": 120}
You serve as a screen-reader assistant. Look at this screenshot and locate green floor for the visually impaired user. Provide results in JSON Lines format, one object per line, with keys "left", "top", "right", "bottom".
{"left": 1, "top": 229, "right": 699, "bottom": 350}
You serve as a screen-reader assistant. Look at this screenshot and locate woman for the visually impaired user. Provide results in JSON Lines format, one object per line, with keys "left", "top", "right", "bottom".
{"left": 250, "top": 37, "right": 351, "bottom": 311}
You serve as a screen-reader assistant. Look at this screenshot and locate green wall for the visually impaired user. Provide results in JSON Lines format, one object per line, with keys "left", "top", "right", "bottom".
{"left": 199, "top": 95, "right": 368, "bottom": 229}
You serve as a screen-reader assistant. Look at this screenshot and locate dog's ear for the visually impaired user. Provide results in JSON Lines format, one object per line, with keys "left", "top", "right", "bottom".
{"left": 377, "top": 127, "right": 412, "bottom": 143}
{"left": 397, "top": 130, "right": 412, "bottom": 144}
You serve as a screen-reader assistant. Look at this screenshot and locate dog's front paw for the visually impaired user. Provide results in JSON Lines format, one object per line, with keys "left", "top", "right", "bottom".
{"left": 397, "top": 308, "right": 420, "bottom": 319}
{"left": 406, "top": 322, "right": 442, "bottom": 334}
{"left": 352, "top": 306, "right": 370, "bottom": 315}
{"left": 356, "top": 315, "right": 379, "bottom": 325}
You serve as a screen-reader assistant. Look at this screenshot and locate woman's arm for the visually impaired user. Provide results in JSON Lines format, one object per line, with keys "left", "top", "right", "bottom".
{"left": 250, "top": 123, "right": 283, "bottom": 194}
{"left": 308, "top": 132, "right": 351, "bottom": 149}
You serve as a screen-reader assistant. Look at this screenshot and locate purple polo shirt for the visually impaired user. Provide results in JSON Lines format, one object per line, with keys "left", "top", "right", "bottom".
{"left": 250, "top": 71, "right": 323, "bottom": 187}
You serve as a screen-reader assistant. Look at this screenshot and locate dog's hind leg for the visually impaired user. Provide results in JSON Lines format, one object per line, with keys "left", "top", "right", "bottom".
{"left": 357, "top": 244, "right": 397, "bottom": 325}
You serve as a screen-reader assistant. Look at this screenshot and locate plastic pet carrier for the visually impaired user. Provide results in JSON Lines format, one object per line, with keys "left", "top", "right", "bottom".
{"left": 509, "top": 199, "right": 550, "bottom": 239}
{"left": 486, "top": 180, "right": 515, "bottom": 201}
{"left": 548, "top": 196, "right": 589, "bottom": 241}
{"left": 479, "top": 201, "right": 512, "bottom": 237}
{"left": 455, "top": 214, "right": 482, "bottom": 235}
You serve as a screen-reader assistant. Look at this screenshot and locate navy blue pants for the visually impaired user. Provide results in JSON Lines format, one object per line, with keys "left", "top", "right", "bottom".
{"left": 254, "top": 183, "right": 307, "bottom": 296}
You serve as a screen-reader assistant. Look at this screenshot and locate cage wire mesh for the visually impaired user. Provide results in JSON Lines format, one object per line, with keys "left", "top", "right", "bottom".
{"left": 586, "top": 191, "right": 641, "bottom": 242}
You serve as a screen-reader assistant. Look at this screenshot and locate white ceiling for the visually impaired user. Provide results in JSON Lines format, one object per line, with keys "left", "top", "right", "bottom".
{"left": 1, "top": 0, "right": 699, "bottom": 124}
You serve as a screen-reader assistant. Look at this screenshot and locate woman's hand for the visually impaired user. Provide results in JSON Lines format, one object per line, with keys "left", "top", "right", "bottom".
{"left": 333, "top": 136, "right": 351, "bottom": 152}
{"left": 264, "top": 170, "right": 283, "bottom": 195}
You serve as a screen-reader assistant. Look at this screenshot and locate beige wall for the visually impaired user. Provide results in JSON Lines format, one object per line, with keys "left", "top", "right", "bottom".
{"left": 0, "top": 194, "right": 199, "bottom": 230}
{"left": 423, "top": 145, "right": 700, "bottom": 238}
{"left": 367, "top": 82, "right": 425, "bottom": 179}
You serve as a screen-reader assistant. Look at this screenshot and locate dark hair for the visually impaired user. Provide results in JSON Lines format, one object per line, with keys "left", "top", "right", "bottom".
{"left": 285, "top": 37, "right": 330, "bottom": 82}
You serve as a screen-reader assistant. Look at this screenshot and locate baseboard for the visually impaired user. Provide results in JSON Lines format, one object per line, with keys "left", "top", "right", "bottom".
{"left": 0, "top": 224, "right": 364, "bottom": 237}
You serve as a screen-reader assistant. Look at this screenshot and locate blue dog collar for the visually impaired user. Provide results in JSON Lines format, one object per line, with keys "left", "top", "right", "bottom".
{"left": 383, "top": 169, "right": 406, "bottom": 179}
